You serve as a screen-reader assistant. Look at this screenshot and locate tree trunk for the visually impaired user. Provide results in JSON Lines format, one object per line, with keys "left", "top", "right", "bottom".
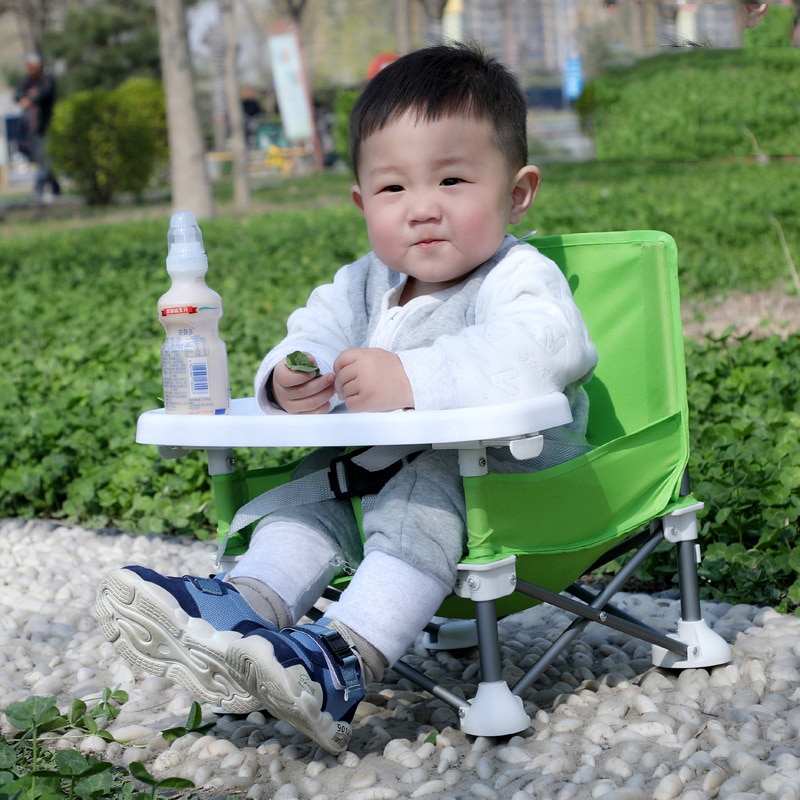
{"left": 154, "top": 0, "right": 215, "bottom": 220}
{"left": 395, "top": 0, "right": 411, "bottom": 54}
{"left": 220, "top": 0, "right": 250, "bottom": 210}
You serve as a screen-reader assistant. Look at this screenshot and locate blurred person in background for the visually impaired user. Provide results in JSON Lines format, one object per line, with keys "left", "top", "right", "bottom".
{"left": 15, "top": 52, "right": 61, "bottom": 202}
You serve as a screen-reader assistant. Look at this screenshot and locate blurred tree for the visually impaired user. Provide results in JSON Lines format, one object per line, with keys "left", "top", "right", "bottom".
{"left": 155, "top": 0, "right": 215, "bottom": 219}
{"left": 0, "top": 0, "right": 58, "bottom": 56}
{"left": 279, "top": 0, "right": 308, "bottom": 25}
{"left": 417, "top": 0, "right": 447, "bottom": 42}
{"left": 220, "top": 0, "right": 250, "bottom": 209}
{"left": 45, "top": 0, "right": 160, "bottom": 95}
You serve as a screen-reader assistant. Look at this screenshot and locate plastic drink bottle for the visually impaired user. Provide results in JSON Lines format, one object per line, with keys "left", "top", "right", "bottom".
{"left": 158, "top": 210, "right": 230, "bottom": 414}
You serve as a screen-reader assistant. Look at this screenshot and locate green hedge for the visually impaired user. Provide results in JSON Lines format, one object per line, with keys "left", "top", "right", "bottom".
{"left": 581, "top": 48, "right": 800, "bottom": 160}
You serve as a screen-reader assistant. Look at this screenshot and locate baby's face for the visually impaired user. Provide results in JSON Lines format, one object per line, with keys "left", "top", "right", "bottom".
{"left": 351, "top": 112, "right": 529, "bottom": 298}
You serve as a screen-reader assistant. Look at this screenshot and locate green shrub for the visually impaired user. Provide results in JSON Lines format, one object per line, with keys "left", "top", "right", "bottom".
{"left": 332, "top": 89, "right": 360, "bottom": 167}
{"left": 116, "top": 77, "right": 168, "bottom": 161}
{"left": 0, "top": 692, "right": 205, "bottom": 799}
{"left": 583, "top": 48, "right": 800, "bottom": 160}
{"left": 48, "top": 78, "right": 166, "bottom": 204}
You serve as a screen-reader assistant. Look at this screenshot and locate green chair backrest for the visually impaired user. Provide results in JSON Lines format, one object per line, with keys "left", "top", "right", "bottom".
{"left": 453, "top": 231, "right": 692, "bottom": 612}
{"left": 534, "top": 230, "right": 687, "bottom": 447}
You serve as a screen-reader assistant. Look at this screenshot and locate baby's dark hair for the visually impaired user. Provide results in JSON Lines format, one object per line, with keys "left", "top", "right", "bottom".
{"left": 349, "top": 43, "right": 528, "bottom": 179}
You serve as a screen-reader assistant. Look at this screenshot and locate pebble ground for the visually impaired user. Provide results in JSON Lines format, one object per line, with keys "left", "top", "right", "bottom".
{"left": 2, "top": 517, "right": 800, "bottom": 800}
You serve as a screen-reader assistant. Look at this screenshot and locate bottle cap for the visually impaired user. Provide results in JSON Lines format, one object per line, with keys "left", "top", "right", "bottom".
{"left": 166, "top": 210, "right": 208, "bottom": 273}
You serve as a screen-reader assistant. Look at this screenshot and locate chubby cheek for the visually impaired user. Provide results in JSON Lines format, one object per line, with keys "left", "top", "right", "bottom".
{"left": 364, "top": 210, "right": 402, "bottom": 263}
{"left": 453, "top": 204, "right": 509, "bottom": 259}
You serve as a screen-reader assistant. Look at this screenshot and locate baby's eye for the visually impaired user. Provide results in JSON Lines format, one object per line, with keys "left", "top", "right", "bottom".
{"left": 441, "top": 177, "right": 462, "bottom": 186}
{"left": 381, "top": 184, "right": 404, "bottom": 193}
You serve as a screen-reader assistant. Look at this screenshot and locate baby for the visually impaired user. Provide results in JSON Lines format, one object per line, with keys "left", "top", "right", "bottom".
{"left": 97, "top": 43, "right": 598, "bottom": 754}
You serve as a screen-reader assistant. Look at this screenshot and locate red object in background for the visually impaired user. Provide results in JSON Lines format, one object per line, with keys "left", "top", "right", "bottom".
{"left": 367, "top": 52, "right": 398, "bottom": 80}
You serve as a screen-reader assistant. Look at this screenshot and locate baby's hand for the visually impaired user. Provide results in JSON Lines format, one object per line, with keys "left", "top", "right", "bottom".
{"left": 333, "top": 348, "right": 413, "bottom": 412}
{"left": 271, "top": 353, "right": 335, "bottom": 414}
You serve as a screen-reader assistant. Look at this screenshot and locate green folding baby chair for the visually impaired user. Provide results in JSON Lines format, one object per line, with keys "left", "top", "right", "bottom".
{"left": 137, "top": 229, "right": 731, "bottom": 739}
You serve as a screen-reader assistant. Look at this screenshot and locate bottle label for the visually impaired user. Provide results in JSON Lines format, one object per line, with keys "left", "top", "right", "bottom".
{"left": 161, "top": 305, "right": 199, "bottom": 316}
{"left": 160, "top": 304, "right": 219, "bottom": 317}
{"left": 161, "top": 335, "right": 228, "bottom": 414}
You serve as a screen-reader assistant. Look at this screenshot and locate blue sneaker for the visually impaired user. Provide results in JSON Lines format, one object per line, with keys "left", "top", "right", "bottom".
{"left": 226, "top": 620, "right": 366, "bottom": 753}
{"left": 96, "top": 566, "right": 276, "bottom": 713}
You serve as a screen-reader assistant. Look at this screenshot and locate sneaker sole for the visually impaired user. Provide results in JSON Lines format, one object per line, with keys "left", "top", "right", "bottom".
{"left": 96, "top": 569, "right": 262, "bottom": 714}
{"left": 227, "top": 636, "right": 352, "bottom": 753}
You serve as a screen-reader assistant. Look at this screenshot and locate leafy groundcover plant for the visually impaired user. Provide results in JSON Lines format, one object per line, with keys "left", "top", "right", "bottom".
{"left": 0, "top": 691, "right": 212, "bottom": 800}
{"left": 686, "top": 332, "right": 800, "bottom": 612}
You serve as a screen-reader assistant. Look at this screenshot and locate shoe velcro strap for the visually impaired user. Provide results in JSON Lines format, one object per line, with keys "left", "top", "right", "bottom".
{"left": 289, "top": 623, "right": 365, "bottom": 702}
{"left": 298, "top": 624, "right": 354, "bottom": 666}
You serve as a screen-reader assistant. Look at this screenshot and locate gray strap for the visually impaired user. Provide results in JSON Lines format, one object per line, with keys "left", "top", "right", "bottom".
{"left": 215, "top": 444, "right": 427, "bottom": 566}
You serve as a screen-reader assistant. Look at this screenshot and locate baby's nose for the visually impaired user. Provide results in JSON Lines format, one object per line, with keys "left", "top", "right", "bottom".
{"left": 408, "top": 192, "right": 441, "bottom": 223}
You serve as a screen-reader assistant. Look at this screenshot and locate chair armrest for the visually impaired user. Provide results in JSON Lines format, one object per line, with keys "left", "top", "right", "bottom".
{"left": 135, "top": 394, "right": 572, "bottom": 450}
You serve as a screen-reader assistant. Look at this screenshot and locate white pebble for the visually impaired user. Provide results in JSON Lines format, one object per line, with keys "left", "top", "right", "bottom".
{"left": 414, "top": 741, "right": 436, "bottom": 760}
{"left": 438, "top": 746, "right": 459, "bottom": 773}
{"left": 553, "top": 716, "right": 584, "bottom": 733}
{"left": 410, "top": 780, "right": 446, "bottom": 797}
{"left": 774, "top": 782, "right": 800, "bottom": 800}
{"left": 295, "top": 776, "right": 321, "bottom": 796}
{"left": 192, "top": 763, "right": 215, "bottom": 787}
{"left": 652, "top": 772, "right": 683, "bottom": 800}
{"left": 626, "top": 719, "right": 674, "bottom": 738}
{"left": 306, "top": 760, "right": 328, "bottom": 778}
{"left": 400, "top": 767, "right": 427, "bottom": 785}
{"left": 348, "top": 789, "right": 399, "bottom": 800}
{"left": 584, "top": 721, "right": 615, "bottom": 745}
{"left": 349, "top": 769, "right": 379, "bottom": 790}
{"left": 571, "top": 764, "right": 597, "bottom": 784}
{"left": 383, "top": 740, "right": 422, "bottom": 768}
{"left": 590, "top": 779, "right": 619, "bottom": 798}
{"left": 469, "top": 784, "right": 499, "bottom": 800}
{"left": 496, "top": 746, "right": 531, "bottom": 765}
{"left": 79, "top": 735, "right": 108, "bottom": 753}
{"left": 603, "top": 757, "right": 634, "bottom": 780}
{"left": 108, "top": 724, "right": 158, "bottom": 744}
{"left": 475, "top": 756, "right": 495, "bottom": 780}
{"left": 703, "top": 766, "right": 731, "bottom": 791}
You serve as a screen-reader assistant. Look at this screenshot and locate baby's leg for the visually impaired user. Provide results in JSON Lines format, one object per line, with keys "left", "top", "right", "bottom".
{"left": 325, "top": 449, "right": 465, "bottom": 671}
{"left": 228, "top": 495, "right": 362, "bottom": 627}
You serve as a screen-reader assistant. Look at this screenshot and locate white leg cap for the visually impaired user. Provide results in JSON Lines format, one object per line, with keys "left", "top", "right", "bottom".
{"left": 460, "top": 681, "right": 531, "bottom": 737}
{"left": 651, "top": 618, "right": 732, "bottom": 669}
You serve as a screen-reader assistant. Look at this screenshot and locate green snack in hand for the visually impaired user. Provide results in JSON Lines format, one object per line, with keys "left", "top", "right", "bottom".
{"left": 286, "top": 350, "right": 321, "bottom": 377}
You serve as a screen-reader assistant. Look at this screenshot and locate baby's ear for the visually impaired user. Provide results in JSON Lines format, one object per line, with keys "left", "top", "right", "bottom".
{"left": 351, "top": 184, "right": 365, "bottom": 215}
{"left": 509, "top": 165, "right": 541, "bottom": 224}
{"left": 745, "top": 3, "right": 769, "bottom": 28}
